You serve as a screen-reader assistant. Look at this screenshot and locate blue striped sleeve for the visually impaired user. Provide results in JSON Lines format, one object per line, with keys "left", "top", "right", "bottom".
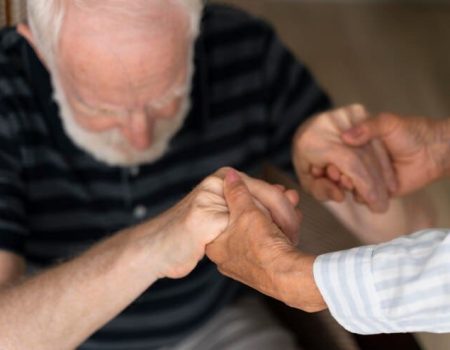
{"left": 313, "top": 229, "right": 450, "bottom": 334}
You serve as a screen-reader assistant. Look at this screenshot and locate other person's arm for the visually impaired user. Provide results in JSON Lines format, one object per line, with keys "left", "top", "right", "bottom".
{"left": 293, "top": 108, "right": 445, "bottom": 242}
{"left": 208, "top": 170, "right": 450, "bottom": 334}
{"left": 293, "top": 104, "right": 397, "bottom": 213}
{"left": 314, "top": 228, "right": 450, "bottom": 334}
{"left": 295, "top": 109, "right": 450, "bottom": 209}
{"left": 341, "top": 113, "right": 450, "bottom": 197}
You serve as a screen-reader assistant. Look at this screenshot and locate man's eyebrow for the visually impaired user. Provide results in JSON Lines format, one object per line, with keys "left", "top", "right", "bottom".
{"left": 148, "top": 66, "right": 189, "bottom": 106}
{"left": 74, "top": 93, "right": 126, "bottom": 114}
{"left": 149, "top": 83, "right": 187, "bottom": 106}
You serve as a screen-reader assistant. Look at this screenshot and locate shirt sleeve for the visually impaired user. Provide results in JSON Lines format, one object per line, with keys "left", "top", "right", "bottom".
{"left": 313, "top": 229, "right": 450, "bottom": 334}
{"left": 261, "top": 26, "right": 332, "bottom": 176}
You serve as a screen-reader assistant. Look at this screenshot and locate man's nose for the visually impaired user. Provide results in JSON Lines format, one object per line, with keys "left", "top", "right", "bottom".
{"left": 125, "top": 110, "right": 153, "bottom": 150}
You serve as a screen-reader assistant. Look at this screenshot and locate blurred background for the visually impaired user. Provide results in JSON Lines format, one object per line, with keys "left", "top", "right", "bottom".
{"left": 1, "top": 0, "right": 449, "bottom": 349}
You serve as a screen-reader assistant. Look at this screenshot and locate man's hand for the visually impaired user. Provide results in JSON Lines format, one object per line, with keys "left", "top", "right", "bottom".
{"left": 206, "top": 170, "right": 326, "bottom": 312}
{"left": 342, "top": 113, "right": 450, "bottom": 197}
{"left": 149, "top": 168, "right": 301, "bottom": 279}
{"left": 293, "top": 104, "right": 397, "bottom": 213}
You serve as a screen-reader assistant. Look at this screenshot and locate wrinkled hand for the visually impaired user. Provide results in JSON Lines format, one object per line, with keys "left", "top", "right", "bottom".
{"left": 151, "top": 167, "right": 301, "bottom": 279}
{"left": 342, "top": 113, "right": 450, "bottom": 196}
{"left": 206, "top": 170, "right": 325, "bottom": 312}
{"left": 293, "top": 104, "right": 397, "bottom": 213}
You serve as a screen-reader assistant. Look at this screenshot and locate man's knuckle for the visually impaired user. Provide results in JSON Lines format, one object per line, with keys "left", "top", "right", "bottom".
{"left": 201, "top": 176, "right": 222, "bottom": 191}
{"left": 183, "top": 209, "right": 200, "bottom": 228}
{"left": 193, "top": 191, "right": 209, "bottom": 205}
{"left": 350, "top": 103, "right": 367, "bottom": 114}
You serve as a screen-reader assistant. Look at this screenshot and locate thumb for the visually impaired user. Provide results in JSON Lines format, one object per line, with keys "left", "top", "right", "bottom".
{"left": 223, "top": 169, "right": 256, "bottom": 222}
{"left": 342, "top": 115, "right": 396, "bottom": 146}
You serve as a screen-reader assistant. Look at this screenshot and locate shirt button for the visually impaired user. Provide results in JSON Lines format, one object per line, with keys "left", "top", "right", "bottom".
{"left": 130, "top": 167, "right": 140, "bottom": 177}
{"left": 133, "top": 205, "right": 147, "bottom": 220}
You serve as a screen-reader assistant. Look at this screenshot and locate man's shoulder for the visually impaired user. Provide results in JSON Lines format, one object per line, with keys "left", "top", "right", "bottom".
{"left": 0, "top": 28, "right": 35, "bottom": 131}
{"left": 203, "top": 4, "right": 273, "bottom": 38}
{"left": 0, "top": 27, "right": 28, "bottom": 87}
{"left": 0, "top": 27, "right": 25, "bottom": 63}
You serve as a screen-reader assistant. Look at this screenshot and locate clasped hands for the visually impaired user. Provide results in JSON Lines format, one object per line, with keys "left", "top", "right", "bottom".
{"left": 152, "top": 104, "right": 448, "bottom": 312}
{"left": 151, "top": 166, "right": 319, "bottom": 310}
{"left": 293, "top": 104, "right": 447, "bottom": 211}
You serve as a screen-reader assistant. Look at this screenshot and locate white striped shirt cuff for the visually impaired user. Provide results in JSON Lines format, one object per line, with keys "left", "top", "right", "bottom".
{"left": 313, "top": 246, "right": 402, "bottom": 334}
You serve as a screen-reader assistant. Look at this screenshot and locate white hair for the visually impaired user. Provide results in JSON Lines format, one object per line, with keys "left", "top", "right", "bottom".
{"left": 26, "top": 0, "right": 204, "bottom": 65}
{"left": 25, "top": 0, "right": 202, "bottom": 166}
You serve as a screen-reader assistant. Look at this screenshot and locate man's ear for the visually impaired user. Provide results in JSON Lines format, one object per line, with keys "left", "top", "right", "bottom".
{"left": 17, "top": 23, "right": 48, "bottom": 68}
{"left": 17, "top": 23, "right": 34, "bottom": 45}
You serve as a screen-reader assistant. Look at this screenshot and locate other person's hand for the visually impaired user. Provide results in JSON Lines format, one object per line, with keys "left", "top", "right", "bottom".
{"left": 293, "top": 104, "right": 397, "bottom": 213}
{"left": 342, "top": 113, "right": 450, "bottom": 196}
{"left": 207, "top": 170, "right": 325, "bottom": 312}
{"left": 148, "top": 168, "right": 301, "bottom": 279}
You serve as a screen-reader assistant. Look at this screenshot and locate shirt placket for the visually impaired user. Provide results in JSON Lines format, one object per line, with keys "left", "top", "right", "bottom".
{"left": 121, "top": 166, "right": 147, "bottom": 224}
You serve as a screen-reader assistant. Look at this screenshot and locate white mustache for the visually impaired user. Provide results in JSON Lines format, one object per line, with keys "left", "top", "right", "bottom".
{"left": 49, "top": 61, "right": 194, "bottom": 167}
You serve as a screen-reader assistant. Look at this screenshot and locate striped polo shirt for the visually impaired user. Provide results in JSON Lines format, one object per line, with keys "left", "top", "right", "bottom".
{"left": 0, "top": 5, "right": 330, "bottom": 349}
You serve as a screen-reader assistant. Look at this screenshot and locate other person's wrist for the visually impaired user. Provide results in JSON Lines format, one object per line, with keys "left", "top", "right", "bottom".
{"left": 274, "top": 249, "right": 326, "bottom": 312}
{"left": 432, "top": 118, "right": 450, "bottom": 179}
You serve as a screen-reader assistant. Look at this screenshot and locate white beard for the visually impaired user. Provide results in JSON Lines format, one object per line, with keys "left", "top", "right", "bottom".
{"left": 50, "top": 66, "right": 193, "bottom": 167}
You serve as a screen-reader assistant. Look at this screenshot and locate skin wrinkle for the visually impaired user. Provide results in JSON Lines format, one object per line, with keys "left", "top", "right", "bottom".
{"left": 61, "top": 15, "right": 188, "bottom": 105}
{"left": 45, "top": 0, "right": 197, "bottom": 165}
{"left": 73, "top": 0, "right": 183, "bottom": 31}
{"left": 59, "top": 32, "right": 186, "bottom": 110}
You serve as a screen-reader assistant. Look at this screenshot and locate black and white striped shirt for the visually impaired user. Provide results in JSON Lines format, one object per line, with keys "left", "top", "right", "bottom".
{"left": 0, "top": 5, "right": 330, "bottom": 349}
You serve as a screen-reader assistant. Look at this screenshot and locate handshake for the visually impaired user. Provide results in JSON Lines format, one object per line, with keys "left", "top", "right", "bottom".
{"left": 151, "top": 105, "right": 450, "bottom": 312}
{"left": 150, "top": 166, "right": 316, "bottom": 309}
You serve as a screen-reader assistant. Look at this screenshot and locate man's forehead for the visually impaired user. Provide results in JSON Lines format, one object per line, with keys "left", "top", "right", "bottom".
{"left": 57, "top": 0, "right": 190, "bottom": 73}
{"left": 70, "top": 0, "right": 186, "bottom": 23}
{"left": 56, "top": 0, "right": 191, "bottom": 103}
{"left": 64, "top": 1, "right": 189, "bottom": 36}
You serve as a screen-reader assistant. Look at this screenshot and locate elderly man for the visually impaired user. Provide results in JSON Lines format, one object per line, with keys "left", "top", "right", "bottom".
{"left": 208, "top": 111, "right": 450, "bottom": 335}
{"left": 0, "top": 1, "right": 343, "bottom": 349}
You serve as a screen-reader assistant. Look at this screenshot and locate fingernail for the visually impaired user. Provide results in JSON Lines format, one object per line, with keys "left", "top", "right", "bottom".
{"left": 344, "top": 126, "right": 364, "bottom": 139}
{"left": 226, "top": 169, "right": 241, "bottom": 184}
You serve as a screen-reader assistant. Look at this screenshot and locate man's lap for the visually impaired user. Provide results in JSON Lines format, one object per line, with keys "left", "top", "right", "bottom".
{"left": 166, "top": 295, "right": 300, "bottom": 350}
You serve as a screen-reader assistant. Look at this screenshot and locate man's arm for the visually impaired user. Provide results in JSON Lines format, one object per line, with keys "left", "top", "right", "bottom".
{"left": 0, "top": 168, "right": 299, "bottom": 350}
{"left": 0, "top": 223, "right": 166, "bottom": 350}
{"left": 0, "top": 251, "right": 25, "bottom": 287}
{"left": 0, "top": 170, "right": 230, "bottom": 350}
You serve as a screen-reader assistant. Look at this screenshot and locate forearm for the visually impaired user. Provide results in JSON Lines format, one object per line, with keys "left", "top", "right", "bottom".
{"left": 273, "top": 250, "right": 326, "bottom": 313}
{"left": 0, "top": 222, "right": 163, "bottom": 350}
{"left": 324, "top": 189, "right": 437, "bottom": 244}
{"left": 0, "top": 251, "right": 26, "bottom": 286}
{"left": 432, "top": 117, "right": 450, "bottom": 178}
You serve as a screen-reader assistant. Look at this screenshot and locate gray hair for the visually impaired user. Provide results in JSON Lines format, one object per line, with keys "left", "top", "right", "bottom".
{"left": 26, "top": 0, "right": 204, "bottom": 65}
